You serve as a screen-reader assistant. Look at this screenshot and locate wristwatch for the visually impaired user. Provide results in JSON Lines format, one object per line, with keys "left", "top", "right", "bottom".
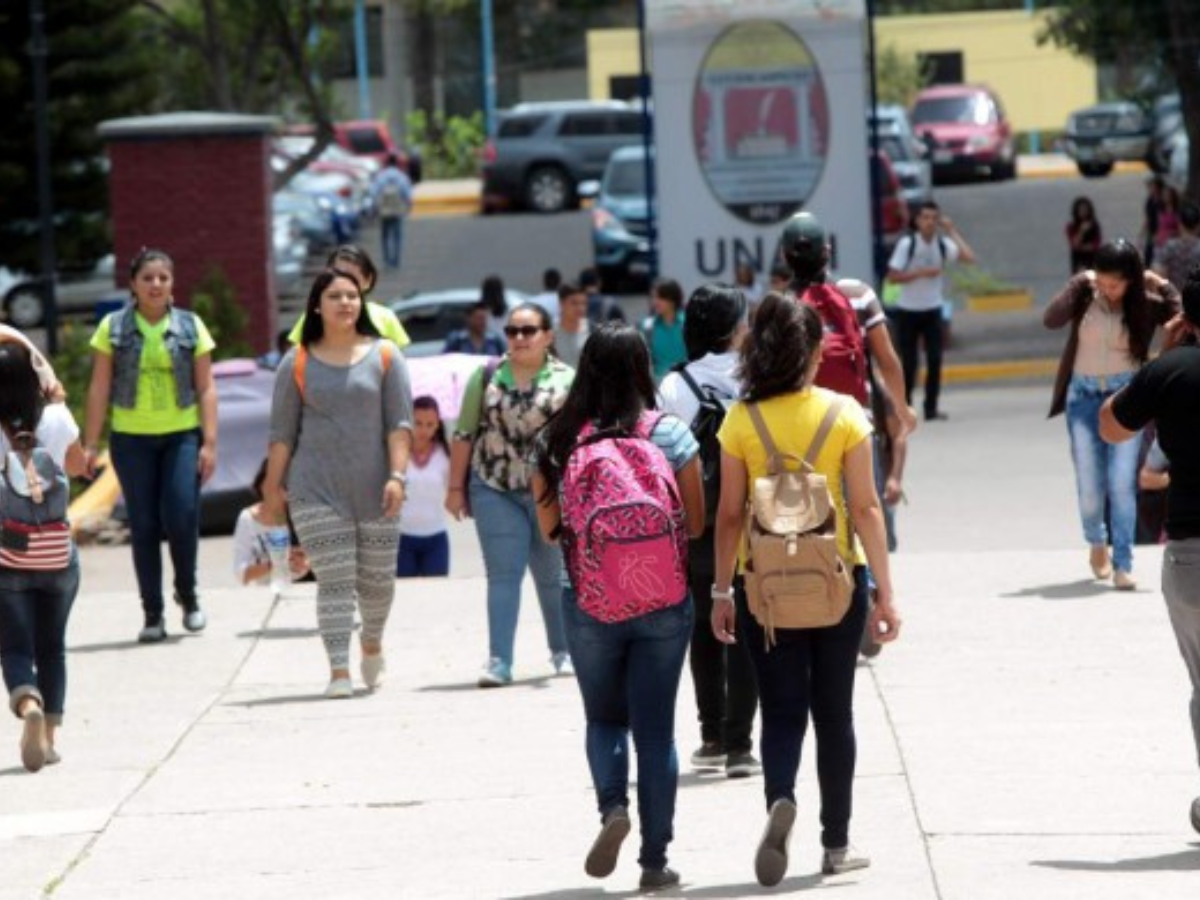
{"left": 711, "top": 584, "right": 735, "bottom": 604}
{"left": 388, "top": 470, "right": 408, "bottom": 486}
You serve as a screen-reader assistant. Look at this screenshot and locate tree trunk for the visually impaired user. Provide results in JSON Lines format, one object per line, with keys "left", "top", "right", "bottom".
{"left": 1165, "top": 0, "right": 1200, "bottom": 200}
{"left": 411, "top": 2, "right": 437, "bottom": 116}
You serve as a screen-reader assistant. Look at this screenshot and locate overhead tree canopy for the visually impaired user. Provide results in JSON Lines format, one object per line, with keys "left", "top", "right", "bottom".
{"left": 0, "top": 0, "right": 156, "bottom": 273}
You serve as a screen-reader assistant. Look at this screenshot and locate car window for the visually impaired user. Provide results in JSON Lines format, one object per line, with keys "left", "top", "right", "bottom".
{"left": 913, "top": 96, "right": 988, "bottom": 126}
{"left": 345, "top": 128, "right": 387, "bottom": 154}
{"left": 559, "top": 113, "right": 613, "bottom": 137}
{"left": 878, "top": 135, "right": 909, "bottom": 162}
{"left": 497, "top": 115, "right": 546, "bottom": 138}
{"left": 396, "top": 304, "right": 469, "bottom": 343}
{"left": 612, "top": 113, "right": 644, "bottom": 135}
{"left": 605, "top": 158, "right": 647, "bottom": 197}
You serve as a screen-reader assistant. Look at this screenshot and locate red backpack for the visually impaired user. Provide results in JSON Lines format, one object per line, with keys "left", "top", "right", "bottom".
{"left": 790, "top": 283, "right": 868, "bottom": 405}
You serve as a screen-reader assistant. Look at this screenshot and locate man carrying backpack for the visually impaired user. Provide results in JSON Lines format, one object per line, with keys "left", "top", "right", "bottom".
{"left": 371, "top": 153, "right": 413, "bottom": 270}
{"left": 659, "top": 283, "right": 760, "bottom": 780}
{"left": 886, "top": 200, "right": 977, "bottom": 422}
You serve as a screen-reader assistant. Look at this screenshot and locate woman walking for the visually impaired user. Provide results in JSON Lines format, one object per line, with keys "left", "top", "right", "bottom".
{"left": 1066, "top": 196, "right": 1102, "bottom": 274}
{"left": 84, "top": 248, "right": 218, "bottom": 642}
{"left": 264, "top": 268, "right": 413, "bottom": 698}
{"left": 533, "top": 324, "right": 705, "bottom": 891}
{"left": 1045, "top": 239, "right": 1181, "bottom": 589}
{"left": 0, "top": 343, "right": 86, "bottom": 772}
{"left": 446, "top": 304, "right": 573, "bottom": 687}
{"left": 658, "top": 283, "right": 760, "bottom": 778}
{"left": 641, "top": 278, "right": 688, "bottom": 382}
{"left": 712, "top": 294, "right": 901, "bottom": 886}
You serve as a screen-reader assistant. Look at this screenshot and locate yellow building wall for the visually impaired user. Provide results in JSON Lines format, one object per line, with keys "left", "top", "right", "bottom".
{"left": 876, "top": 10, "right": 1096, "bottom": 133}
{"left": 588, "top": 12, "right": 1097, "bottom": 134}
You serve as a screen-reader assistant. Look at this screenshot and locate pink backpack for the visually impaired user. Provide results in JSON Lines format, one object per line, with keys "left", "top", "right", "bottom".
{"left": 561, "top": 413, "right": 689, "bottom": 623}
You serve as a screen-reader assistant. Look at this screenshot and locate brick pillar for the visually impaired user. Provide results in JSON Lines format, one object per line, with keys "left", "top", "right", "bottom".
{"left": 98, "top": 112, "right": 280, "bottom": 353}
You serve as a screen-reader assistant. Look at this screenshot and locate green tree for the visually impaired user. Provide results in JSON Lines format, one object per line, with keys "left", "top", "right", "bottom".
{"left": 875, "top": 43, "right": 931, "bottom": 108}
{"left": 0, "top": 1, "right": 156, "bottom": 273}
{"left": 1040, "top": 0, "right": 1200, "bottom": 198}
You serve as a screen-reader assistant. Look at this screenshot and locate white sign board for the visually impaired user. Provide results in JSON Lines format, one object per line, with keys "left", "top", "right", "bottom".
{"left": 648, "top": 1, "right": 872, "bottom": 291}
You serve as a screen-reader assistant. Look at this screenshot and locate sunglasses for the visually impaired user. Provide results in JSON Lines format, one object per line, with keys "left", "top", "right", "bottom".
{"left": 504, "top": 325, "right": 545, "bottom": 339}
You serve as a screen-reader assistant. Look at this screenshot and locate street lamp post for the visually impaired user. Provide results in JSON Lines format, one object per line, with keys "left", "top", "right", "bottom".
{"left": 481, "top": 0, "right": 496, "bottom": 136}
{"left": 30, "top": 0, "right": 58, "bottom": 354}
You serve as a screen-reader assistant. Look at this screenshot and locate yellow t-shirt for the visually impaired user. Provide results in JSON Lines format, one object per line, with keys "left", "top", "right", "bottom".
{"left": 91, "top": 311, "right": 216, "bottom": 435}
{"left": 717, "top": 386, "right": 872, "bottom": 566}
{"left": 287, "top": 301, "right": 411, "bottom": 349}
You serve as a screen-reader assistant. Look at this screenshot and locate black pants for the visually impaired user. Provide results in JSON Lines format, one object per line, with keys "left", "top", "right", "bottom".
{"left": 895, "top": 308, "right": 944, "bottom": 417}
{"left": 687, "top": 532, "right": 759, "bottom": 753}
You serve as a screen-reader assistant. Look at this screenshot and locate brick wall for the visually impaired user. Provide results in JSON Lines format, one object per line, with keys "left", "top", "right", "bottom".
{"left": 106, "top": 134, "right": 276, "bottom": 353}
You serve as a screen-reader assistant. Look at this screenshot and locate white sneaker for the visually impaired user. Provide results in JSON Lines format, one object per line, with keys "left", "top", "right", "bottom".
{"left": 361, "top": 654, "right": 386, "bottom": 690}
{"left": 551, "top": 651, "right": 574, "bottom": 677}
{"left": 324, "top": 677, "right": 353, "bottom": 699}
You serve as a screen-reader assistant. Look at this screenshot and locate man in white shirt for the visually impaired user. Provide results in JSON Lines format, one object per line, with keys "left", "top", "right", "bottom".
{"left": 529, "top": 267, "right": 562, "bottom": 323}
{"left": 886, "top": 201, "right": 977, "bottom": 421}
{"left": 554, "top": 283, "right": 590, "bottom": 369}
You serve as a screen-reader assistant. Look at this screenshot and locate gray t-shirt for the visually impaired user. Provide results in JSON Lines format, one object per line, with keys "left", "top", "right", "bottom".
{"left": 555, "top": 323, "right": 590, "bottom": 370}
{"left": 270, "top": 341, "right": 413, "bottom": 522}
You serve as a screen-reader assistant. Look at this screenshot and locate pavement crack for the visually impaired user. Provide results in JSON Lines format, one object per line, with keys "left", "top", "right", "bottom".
{"left": 44, "top": 594, "right": 285, "bottom": 897}
{"left": 868, "top": 662, "right": 946, "bottom": 900}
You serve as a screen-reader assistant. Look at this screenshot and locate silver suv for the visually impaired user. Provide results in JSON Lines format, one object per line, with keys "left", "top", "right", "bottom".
{"left": 480, "top": 100, "right": 647, "bottom": 214}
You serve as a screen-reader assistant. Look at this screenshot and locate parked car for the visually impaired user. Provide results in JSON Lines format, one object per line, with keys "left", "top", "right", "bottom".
{"left": 1150, "top": 92, "right": 1182, "bottom": 174}
{"left": 273, "top": 191, "right": 339, "bottom": 252}
{"left": 590, "top": 146, "right": 653, "bottom": 292}
{"left": 388, "top": 288, "right": 530, "bottom": 357}
{"left": 1063, "top": 100, "right": 1153, "bottom": 178}
{"left": 480, "top": 100, "right": 648, "bottom": 214}
{"left": 873, "top": 150, "right": 909, "bottom": 247}
{"left": 911, "top": 84, "right": 1016, "bottom": 182}
{"left": 334, "top": 120, "right": 421, "bottom": 182}
{"left": 870, "top": 104, "right": 933, "bottom": 214}
{"left": 1, "top": 257, "right": 123, "bottom": 329}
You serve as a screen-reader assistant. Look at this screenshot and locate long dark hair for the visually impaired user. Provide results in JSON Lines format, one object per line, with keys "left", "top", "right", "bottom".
{"left": 298, "top": 268, "right": 380, "bottom": 346}
{"left": 536, "top": 323, "right": 657, "bottom": 499}
{"left": 737, "top": 292, "right": 823, "bottom": 403}
{"left": 0, "top": 343, "right": 45, "bottom": 451}
{"left": 413, "top": 395, "right": 450, "bottom": 455}
{"left": 1093, "top": 239, "right": 1154, "bottom": 363}
{"left": 481, "top": 274, "right": 506, "bottom": 318}
{"left": 325, "top": 244, "right": 378, "bottom": 294}
{"left": 683, "top": 282, "right": 746, "bottom": 361}
{"left": 1070, "top": 196, "right": 1096, "bottom": 226}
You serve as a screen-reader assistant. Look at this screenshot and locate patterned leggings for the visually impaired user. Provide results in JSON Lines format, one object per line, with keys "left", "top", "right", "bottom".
{"left": 291, "top": 502, "right": 401, "bottom": 670}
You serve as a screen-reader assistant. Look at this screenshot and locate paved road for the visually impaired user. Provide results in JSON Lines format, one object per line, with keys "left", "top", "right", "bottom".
{"left": 5, "top": 383, "right": 1199, "bottom": 898}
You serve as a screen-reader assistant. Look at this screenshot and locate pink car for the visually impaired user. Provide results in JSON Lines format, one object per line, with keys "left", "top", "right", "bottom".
{"left": 911, "top": 85, "right": 1016, "bottom": 183}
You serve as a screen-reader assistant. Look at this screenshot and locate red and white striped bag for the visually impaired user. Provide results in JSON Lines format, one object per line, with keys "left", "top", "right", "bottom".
{"left": 0, "top": 520, "right": 71, "bottom": 570}
{"left": 1, "top": 436, "right": 71, "bottom": 572}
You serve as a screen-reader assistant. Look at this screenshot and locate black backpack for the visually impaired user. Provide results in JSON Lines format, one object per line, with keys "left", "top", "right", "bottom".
{"left": 898, "top": 232, "right": 952, "bottom": 270}
{"left": 678, "top": 367, "right": 731, "bottom": 531}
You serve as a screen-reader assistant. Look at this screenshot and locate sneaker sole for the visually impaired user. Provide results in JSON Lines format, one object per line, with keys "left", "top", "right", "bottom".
{"left": 726, "top": 764, "right": 761, "bottom": 779}
{"left": 755, "top": 801, "right": 796, "bottom": 887}
{"left": 1191, "top": 798, "right": 1200, "bottom": 835}
{"left": 20, "top": 707, "right": 46, "bottom": 773}
{"left": 182, "top": 616, "right": 207, "bottom": 633}
{"left": 585, "top": 812, "right": 631, "bottom": 878}
{"left": 691, "top": 757, "right": 726, "bottom": 770}
{"left": 822, "top": 853, "right": 871, "bottom": 875}
{"left": 137, "top": 630, "right": 166, "bottom": 644}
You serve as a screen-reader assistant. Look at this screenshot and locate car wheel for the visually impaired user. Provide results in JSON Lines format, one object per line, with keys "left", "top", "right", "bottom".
{"left": 1077, "top": 161, "right": 1114, "bottom": 179}
{"left": 4, "top": 284, "right": 46, "bottom": 329}
{"left": 524, "top": 166, "right": 573, "bottom": 214}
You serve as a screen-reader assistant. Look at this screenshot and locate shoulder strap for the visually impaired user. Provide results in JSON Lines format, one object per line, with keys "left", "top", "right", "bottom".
{"left": 902, "top": 234, "right": 916, "bottom": 270}
{"left": 746, "top": 403, "right": 785, "bottom": 475}
{"left": 804, "top": 397, "right": 846, "bottom": 467}
{"left": 379, "top": 341, "right": 393, "bottom": 376}
{"left": 293, "top": 346, "right": 308, "bottom": 402}
{"left": 678, "top": 366, "right": 706, "bottom": 404}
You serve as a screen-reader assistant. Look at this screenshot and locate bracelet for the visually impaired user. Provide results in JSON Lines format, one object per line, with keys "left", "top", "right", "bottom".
{"left": 388, "top": 471, "right": 408, "bottom": 486}
{"left": 711, "top": 584, "right": 735, "bottom": 603}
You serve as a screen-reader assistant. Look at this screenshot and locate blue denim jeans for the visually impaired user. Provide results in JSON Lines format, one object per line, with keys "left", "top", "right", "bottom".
{"left": 1065, "top": 373, "right": 1141, "bottom": 573}
{"left": 109, "top": 429, "right": 202, "bottom": 616}
{"left": 381, "top": 216, "right": 404, "bottom": 269}
{"left": 562, "top": 587, "right": 693, "bottom": 870}
{"left": 738, "top": 566, "right": 869, "bottom": 850}
{"left": 0, "top": 556, "right": 80, "bottom": 723}
{"left": 469, "top": 474, "right": 566, "bottom": 666}
{"left": 397, "top": 531, "right": 450, "bottom": 577}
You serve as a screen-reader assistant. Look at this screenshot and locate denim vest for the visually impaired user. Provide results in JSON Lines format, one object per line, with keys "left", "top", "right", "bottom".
{"left": 109, "top": 304, "right": 199, "bottom": 410}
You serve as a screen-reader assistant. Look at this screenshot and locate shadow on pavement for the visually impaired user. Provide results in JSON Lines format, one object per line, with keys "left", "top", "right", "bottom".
{"left": 0, "top": 766, "right": 30, "bottom": 778}
{"left": 1000, "top": 579, "right": 1113, "bottom": 601}
{"left": 1032, "top": 846, "right": 1200, "bottom": 872}
{"left": 417, "top": 676, "right": 556, "bottom": 693}
{"left": 499, "top": 873, "right": 824, "bottom": 899}
{"left": 236, "top": 627, "right": 319, "bottom": 641}
{"left": 70, "top": 636, "right": 184, "bottom": 653}
{"left": 227, "top": 692, "right": 364, "bottom": 707}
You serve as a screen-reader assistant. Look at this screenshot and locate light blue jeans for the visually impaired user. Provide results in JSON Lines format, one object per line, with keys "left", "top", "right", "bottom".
{"left": 469, "top": 474, "right": 567, "bottom": 667}
{"left": 1065, "top": 373, "right": 1141, "bottom": 573}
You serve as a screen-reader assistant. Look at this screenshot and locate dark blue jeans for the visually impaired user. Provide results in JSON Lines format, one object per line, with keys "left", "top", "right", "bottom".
{"left": 739, "top": 566, "right": 869, "bottom": 850}
{"left": 397, "top": 531, "right": 450, "bottom": 577}
{"left": 563, "top": 587, "right": 693, "bottom": 870}
{"left": 110, "top": 429, "right": 201, "bottom": 616}
{"left": 381, "top": 215, "right": 404, "bottom": 268}
{"left": 0, "top": 556, "right": 80, "bottom": 723}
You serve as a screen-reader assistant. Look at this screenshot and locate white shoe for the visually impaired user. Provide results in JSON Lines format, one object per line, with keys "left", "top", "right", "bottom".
{"left": 361, "top": 654, "right": 386, "bottom": 690}
{"left": 324, "top": 677, "right": 353, "bottom": 699}
{"left": 551, "top": 651, "right": 574, "bottom": 677}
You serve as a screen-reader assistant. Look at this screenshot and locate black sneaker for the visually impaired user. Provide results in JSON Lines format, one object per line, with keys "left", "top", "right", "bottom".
{"left": 689, "top": 741, "right": 726, "bottom": 770}
{"left": 755, "top": 798, "right": 796, "bottom": 887}
{"left": 725, "top": 751, "right": 762, "bottom": 779}
{"left": 638, "top": 866, "right": 680, "bottom": 892}
{"left": 925, "top": 410, "right": 949, "bottom": 422}
{"left": 584, "top": 806, "right": 630, "bottom": 879}
{"left": 138, "top": 615, "right": 167, "bottom": 644}
{"left": 175, "top": 592, "right": 207, "bottom": 633}
{"left": 1191, "top": 796, "right": 1200, "bottom": 834}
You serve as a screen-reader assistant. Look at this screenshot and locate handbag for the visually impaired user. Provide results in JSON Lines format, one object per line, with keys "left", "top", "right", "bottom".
{"left": 0, "top": 438, "right": 71, "bottom": 572}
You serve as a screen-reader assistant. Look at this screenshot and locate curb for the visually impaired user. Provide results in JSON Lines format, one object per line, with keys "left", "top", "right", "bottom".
{"left": 412, "top": 194, "right": 479, "bottom": 218}
{"left": 942, "top": 357, "right": 1058, "bottom": 384}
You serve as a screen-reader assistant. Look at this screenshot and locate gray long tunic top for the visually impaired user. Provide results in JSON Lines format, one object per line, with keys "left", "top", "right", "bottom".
{"left": 270, "top": 341, "right": 413, "bottom": 522}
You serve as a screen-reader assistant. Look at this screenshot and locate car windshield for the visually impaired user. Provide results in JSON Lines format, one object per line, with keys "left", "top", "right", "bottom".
{"left": 913, "top": 95, "right": 991, "bottom": 126}
{"left": 346, "top": 129, "right": 387, "bottom": 153}
{"left": 605, "top": 159, "right": 646, "bottom": 198}
{"left": 878, "top": 135, "right": 909, "bottom": 162}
